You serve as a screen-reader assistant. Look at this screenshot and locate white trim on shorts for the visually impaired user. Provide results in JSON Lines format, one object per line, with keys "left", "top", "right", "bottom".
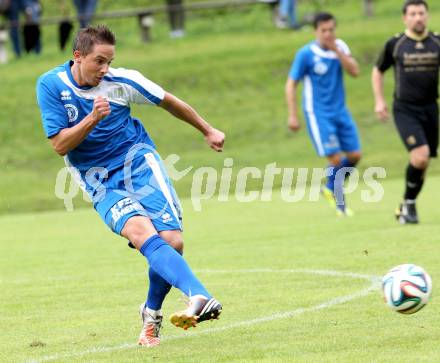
{"left": 144, "top": 152, "right": 182, "bottom": 230}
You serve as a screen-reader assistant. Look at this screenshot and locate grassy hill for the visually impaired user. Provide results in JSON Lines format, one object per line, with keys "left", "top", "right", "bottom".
{"left": 1, "top": 0, "right": 439, "bottom": 214}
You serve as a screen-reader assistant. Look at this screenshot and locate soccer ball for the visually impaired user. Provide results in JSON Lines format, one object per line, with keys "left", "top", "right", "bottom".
{"left": 382, "top": 264, "right": 432, "bottom": 314}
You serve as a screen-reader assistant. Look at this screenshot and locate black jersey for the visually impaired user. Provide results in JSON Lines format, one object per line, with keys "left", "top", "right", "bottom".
{"left": 376, "top": 31, "right": 440, "bottom": 105}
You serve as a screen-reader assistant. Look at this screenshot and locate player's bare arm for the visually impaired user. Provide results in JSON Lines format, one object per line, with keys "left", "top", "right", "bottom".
{"left": 285, "top": 78, "right": 301, "bottom": 132}
{"left": 50, "top": 96, "right": 111, "bottom": 156}
{"left": 371, "top": 66, "right": 389, "bottom": 121}
{"left": 159, "top": 92, "right": 225, "bottom": 152}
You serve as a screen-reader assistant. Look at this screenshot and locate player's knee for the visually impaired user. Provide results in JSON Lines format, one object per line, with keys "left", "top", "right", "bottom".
{"left": 327, "top": 153, "right": 342, "bottom": 166}
{"left": 348, "top": 152, "right": 362, "bottom": 164}
{"left": 122, "top": 223, "right": 155, "bottom": 248}
{"left": 411, "top": 156, "right": 429, "bottom": 170}
{"left": 410, "top": 148, "right": 430, "bottom": 169}
{"left": 161, "top": 233, "right": 184, "bottom": 254}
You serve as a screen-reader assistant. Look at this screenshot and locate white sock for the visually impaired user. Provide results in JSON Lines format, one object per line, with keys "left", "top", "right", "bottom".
{"left": 191, "top": 294, "right": 209, "bottom": 302}
{"left": 146, "top": 307, "right": 162, "bottom": 318}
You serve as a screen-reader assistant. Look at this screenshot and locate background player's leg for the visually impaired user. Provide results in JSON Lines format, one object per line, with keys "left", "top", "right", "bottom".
{"left": 405, "top": 102, "right": 438, "bottom": 202}
{"left": 337, "top": 110, "right": 362, "bottom": 175}
{"left": 325, "top": 152, "right": 342, "bottom": 193}
{"left": 392, "top": 102, "right": 430, "bottom": 223}
{"left": 327, "top": 111, "right": 361, "bottom": 214}
{"left": 396, "top": 145, "right": 429, "bottom": 224}
{"left": 325, "top": 151, "right": 361, "bottom": 214}
{"left": 405, "top": 145, "right": 429, "bottom": 201}
{"left": 325, "top": 153, "right": 347, "bottom": 212}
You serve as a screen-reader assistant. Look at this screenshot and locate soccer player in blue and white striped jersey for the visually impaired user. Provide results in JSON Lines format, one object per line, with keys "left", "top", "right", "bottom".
{"left": 285, "top": 12, "right": 362, "bottom": 216}
{"left": 36, "top": 25, "right": 224, "bottom": 347}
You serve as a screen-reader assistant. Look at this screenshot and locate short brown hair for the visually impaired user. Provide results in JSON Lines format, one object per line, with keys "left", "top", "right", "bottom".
{"left": 313, "top": 12, "right": 336, "bottom": 29}
{"left": 402, "top": 0, "right": 428, "bottom": 14}
{"left": 73, "top": 25, "right": 116, "bottom": 55}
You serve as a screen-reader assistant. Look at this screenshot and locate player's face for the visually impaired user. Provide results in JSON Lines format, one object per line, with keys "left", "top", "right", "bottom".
{"left": 74, "top": 43, "right": 115, "bottom": 87}
{"left": 403, "top": 5, "right": 428, "bottom": 35}
{"left": 315, "top": 20, "right": 336, "bottom": 47}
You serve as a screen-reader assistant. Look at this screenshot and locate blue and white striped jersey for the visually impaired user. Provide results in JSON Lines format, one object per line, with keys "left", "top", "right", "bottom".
{"left": 289, "top": 39, "right": 351, "bottom": 114}
{"left": 36, "top": 61, "right": 165, "bottom": 172}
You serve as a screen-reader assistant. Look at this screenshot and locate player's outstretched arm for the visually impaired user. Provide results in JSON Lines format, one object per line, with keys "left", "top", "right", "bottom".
{"left": 371, "top": 66, "right": 389, "bottom": 122}
{"left": 285, "top": 78, "right": 301, "bottom": 132}
{"left": 159, "top": 92, "right": 225, "bottom": 152}
{"left": 50, "top": 96, "right": 111, "bottom": 156}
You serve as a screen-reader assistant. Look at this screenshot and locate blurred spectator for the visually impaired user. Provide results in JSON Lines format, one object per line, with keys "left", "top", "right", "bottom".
{"left": 59, "top": 0, "right": 73, "bottom": 51}
{"left": 3, "top": 0, "right": 41, "bottom": 58}
{"left": 59, "top": 19, "right": 73, "bottom": 50}
{"left": 277, "top": 0, "right": 299, "bottom": 29}
{"left": 0, "top": 0, "right": 9, "bottom": 15}
{"left": 23, "top": 0, "right": 42, "bottom": 54}
{"left": 6, "top": 0, "right": 25, "bottom": 57}
{"left": 166, "top": 0, "right": 185, "bottom": 38}
{"left": 0, "top": 24, "right": 8, "bottom": 64}
{"left": 73, "top": 0, "right": 97, "bottom": 28}
{"left": 0, "top": 0, "right": 10, "bottom": 63}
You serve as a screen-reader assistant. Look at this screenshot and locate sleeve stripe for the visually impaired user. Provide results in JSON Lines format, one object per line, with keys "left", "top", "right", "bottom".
{"left": 103, "top": 76, "right": 163, "bottom": 105}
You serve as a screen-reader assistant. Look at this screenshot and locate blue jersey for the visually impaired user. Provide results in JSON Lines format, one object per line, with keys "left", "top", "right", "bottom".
{"left": 289, "top": 39, "right": 351, "bottom": 114}
{"left": 36, "top": 61, "right": 165, "bottom": 173}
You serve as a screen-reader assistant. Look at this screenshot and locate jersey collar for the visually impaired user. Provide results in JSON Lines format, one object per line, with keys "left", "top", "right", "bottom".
{"left": 405, "top": 29, "right": 429, "bottom": 41}
{"left": 65, "top": 60, "right": 94, "bottom": 90}
{"left": 310, "top": 41, "right": 338, "bottom": 59}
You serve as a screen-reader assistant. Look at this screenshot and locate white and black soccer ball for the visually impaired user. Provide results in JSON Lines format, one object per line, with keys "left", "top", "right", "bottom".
{"left": 382, "top": 264, "right": 432, "bottom": 314}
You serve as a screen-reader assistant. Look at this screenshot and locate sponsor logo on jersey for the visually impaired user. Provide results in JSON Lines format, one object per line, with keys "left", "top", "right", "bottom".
{"left": 64, "top": 104, "right": 79, "bottom": 123}
{"left": 110, "top": 198, "right": 144, "bottom": 225}
{"left": 61, "top": 90, "right": 72, "bottom": 100}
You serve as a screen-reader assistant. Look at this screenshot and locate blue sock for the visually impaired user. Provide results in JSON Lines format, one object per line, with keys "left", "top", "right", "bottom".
{"left": 326, "top": 157, "right": 356, "bottom": 192}
{"left": 327, "top": 158, "right": 356, "bottom": 208}
{"left": 326, "top": 165, "right": 337, "bottom": 192}
{"left": 341, "top": 157, "right": 355, "bottom": 169}
{"left": 146, "top": 244, "right": 185, "bottom": 310}
{"left": 146, "top": 268, "right": 172, "bottom": 310}
{"left": 140, "top": 235, "right": 211, "bottom": 298}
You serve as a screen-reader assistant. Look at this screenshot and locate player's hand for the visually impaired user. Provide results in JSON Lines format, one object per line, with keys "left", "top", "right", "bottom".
{"left": 288, "top": 115, "right": 301, "bottom": 132}
{"left": 324, "top": 36, "right": 337, "bottom": 52}
{"left": 375, "top": 101, "right": 389, "bottom": 122}
{"left": 91, "top": 96, "right": 111, "bottom": 122}
{"left": 205, "top": 127, "right": 225, "bottom": 152}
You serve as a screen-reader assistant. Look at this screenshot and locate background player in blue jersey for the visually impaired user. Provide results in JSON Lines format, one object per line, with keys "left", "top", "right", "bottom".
{"left": 285, "top": 12, "right": 361, "bottom": 216}
{"left": 36, "top": 25, "right": 225, "bottom": 347}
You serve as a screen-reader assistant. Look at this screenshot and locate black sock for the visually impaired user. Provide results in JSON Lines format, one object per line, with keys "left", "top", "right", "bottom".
{"left": 404, "top": 163, "right": 425, "bottom": 200}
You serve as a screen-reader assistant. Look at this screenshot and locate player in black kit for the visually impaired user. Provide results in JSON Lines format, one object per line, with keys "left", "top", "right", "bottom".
{"left": 372, "top": 0, "right": 439, "bottom": 224}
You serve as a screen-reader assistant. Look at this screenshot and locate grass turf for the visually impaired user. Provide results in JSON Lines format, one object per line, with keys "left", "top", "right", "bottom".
{"left": 1, "top": 176, "right": 439, "bottom": 362}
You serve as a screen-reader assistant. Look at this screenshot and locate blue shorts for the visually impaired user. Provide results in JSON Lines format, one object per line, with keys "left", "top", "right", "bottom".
{"left": 79, "top": 150, "right": 183, "bottom": 235}
{"left": 303, "top": 108, "right": 361, "bottom": 157}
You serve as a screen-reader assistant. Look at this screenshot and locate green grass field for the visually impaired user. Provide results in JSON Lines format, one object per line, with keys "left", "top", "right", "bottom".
{"left": 2, "top": 0, "right": 440, "bottom": 362}
{"left": 1, "top": 177, "right": 440, "bottom": 362}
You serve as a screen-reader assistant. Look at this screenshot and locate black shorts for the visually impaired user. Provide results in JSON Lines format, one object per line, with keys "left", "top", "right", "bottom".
{"left": 393, "top": 101, "right": 439, "bottom": 157}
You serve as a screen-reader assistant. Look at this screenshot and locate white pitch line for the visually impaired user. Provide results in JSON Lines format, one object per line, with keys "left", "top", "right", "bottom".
{"left": 28, "top": 269, "right": 381, "bottom": 363}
